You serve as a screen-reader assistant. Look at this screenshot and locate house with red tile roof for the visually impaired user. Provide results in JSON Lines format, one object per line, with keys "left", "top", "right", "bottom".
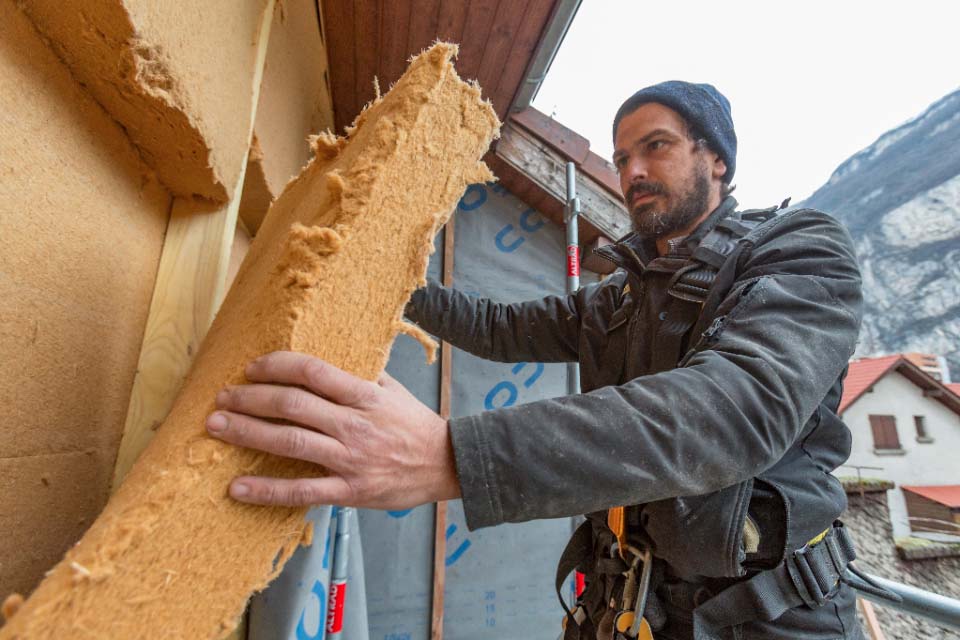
{"left": 837, "top": 354, "right": 960, "bottom": 538}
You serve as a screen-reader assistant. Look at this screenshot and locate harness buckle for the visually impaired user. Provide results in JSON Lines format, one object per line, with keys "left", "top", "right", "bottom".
{"left": 787, "top": 528, "right": 846, "bottom": 608}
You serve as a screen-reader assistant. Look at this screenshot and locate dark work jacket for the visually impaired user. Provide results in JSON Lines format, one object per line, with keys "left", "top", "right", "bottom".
{"left": 406, "top": 197, "right": 863, "bottom": 581}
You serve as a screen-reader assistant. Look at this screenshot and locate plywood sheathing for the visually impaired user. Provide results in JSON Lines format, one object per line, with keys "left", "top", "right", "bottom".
{"left": 18, "top": 0, "right": 272, "bottom": 202}
{"left": 0, "top": 0, "right": 170, "bottom": 599}
{"left": 0, "top": 43, "right": 499, "bottom": 639}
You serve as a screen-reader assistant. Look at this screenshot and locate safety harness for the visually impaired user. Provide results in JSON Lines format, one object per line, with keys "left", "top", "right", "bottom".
{"left": 556, "top": 201, "right": 895, "bottom": 639}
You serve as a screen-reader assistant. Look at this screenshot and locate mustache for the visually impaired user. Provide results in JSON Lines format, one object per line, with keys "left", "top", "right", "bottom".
{"left": 627, "top": 181, "right": 667, "bottom": 202}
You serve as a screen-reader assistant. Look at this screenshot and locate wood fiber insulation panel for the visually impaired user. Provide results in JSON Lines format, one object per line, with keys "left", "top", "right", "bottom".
{"left": 18, "top": 0, "right": 272, "bottom": 202}
{"left": 0, "top": 1, "right": 170, "bottom": 599}
{"left": 0, "top": 43, "right": 499, "bottom": 639}
{"left": 258, "top": 0, "right": 335, "bottom": 193}
{"left": 241, "top": 0, "right": 335, "bottom": 234}
{"left": 109, "top": 0, "right": 275, "bottom": 487}
{"left": 238, "top": 136, "right": 276, "bottom": 234}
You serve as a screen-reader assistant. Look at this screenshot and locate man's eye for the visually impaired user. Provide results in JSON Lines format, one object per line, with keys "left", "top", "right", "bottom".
{"left": 648, "top": 140, "right": 667, "bottom": 152}
{"left": 614, "top": 156, "right": 627, "bottom": 170}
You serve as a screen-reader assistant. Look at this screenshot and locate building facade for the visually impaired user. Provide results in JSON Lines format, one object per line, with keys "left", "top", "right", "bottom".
{"left": 838, "top": 355, "right": 960, "bottom": 537}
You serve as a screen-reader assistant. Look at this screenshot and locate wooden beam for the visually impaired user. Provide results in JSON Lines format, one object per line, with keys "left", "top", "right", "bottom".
{"left": 510, "top": 107, "right": 622, "bottom": 198}
{"left": 511, "top": 105, "right": 590, "bottom": 164}
{"left": 859, "top": 598, "right": 887, "bottom": 640}
{"left": 431, "top": 220, "right": 456, "bottom": 640}
{"left": 112, "top": 9, "right": 276, "bottom": 637}
{"left": 112, "top": 0, "right": 277, "bottom": 489}
{"left": 496, "top": 120, "right": 631, "bottom": 241}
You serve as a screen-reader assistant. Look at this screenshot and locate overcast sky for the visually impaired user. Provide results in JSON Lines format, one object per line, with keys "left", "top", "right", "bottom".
{"left": 532, "top": 0, "right": 960, "bottom": 208}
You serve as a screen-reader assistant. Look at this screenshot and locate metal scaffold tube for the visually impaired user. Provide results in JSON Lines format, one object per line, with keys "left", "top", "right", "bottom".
{"left": 850, "top": 571, "right": 960, "bottom": 632}
{"left": 565, "top": 161, "right": 581, "bottom": 396}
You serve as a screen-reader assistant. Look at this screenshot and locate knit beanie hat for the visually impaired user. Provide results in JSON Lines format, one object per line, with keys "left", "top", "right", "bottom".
{"left": 612, "top": 80, "right": 737, "bottom": 182}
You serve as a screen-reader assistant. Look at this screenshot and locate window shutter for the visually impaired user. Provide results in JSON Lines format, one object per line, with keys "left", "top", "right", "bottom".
{"left": 869, "top": 415, "right": 900, "bottom": 450}
{"left": 914, "top": 415, "right": 928, "bottom": 439}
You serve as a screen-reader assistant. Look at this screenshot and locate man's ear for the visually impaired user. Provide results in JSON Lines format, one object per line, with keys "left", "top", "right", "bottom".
{"left": 712, "top": 155, "right": 727, "bottom": 181}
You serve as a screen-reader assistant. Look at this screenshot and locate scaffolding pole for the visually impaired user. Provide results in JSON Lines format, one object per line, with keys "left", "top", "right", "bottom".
{"left": 565, "top": 161, "right": 581, "bottom": 396}
{"left": 850, "top": 572, "right": 960, "bottom": 633}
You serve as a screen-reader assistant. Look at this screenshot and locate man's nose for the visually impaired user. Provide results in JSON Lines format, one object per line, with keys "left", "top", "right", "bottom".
{"left": 620, "top": 156, "right": 649, "bottom": 192}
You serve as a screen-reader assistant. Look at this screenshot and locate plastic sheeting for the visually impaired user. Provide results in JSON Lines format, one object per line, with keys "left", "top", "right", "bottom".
{"left": 249, "top": 507, "right": 368, "bottom": 640}
{"left": 250, "top": 183, "right": 593, "bottom": 639}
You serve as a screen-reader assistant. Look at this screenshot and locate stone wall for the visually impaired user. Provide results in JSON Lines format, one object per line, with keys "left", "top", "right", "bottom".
{"left": 844, "top": 492, "right": 960, "bottom": 639}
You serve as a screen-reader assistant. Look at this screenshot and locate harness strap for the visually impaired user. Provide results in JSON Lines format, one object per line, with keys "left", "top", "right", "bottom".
{"left": 647, "top": 208, "right": 778, "bottom": 375}
{"left": 692, "top": 521, "right": 857, "bottom": 635}
{"left": 556, "top": 520, "right": 594, "bottom": 619}
{"left": 556, "top": 519, "right": 632, "bottom": 637}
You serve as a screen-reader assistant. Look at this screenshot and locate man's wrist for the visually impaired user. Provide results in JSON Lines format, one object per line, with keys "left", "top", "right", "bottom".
{"left": 432, "top": 416, "right": 461, "bottom": 502}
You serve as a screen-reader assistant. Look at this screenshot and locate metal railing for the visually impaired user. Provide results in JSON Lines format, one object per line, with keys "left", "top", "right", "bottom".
{"left": 833, "top": 465, "right": 960, "bottom": 631}
{"left": 849, "top": 571, "right": 960, "bottom": 632}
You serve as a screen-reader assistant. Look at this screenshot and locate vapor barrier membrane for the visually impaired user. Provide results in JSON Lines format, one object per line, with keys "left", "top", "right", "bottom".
{"left": 251, "top": 182, "right": 593, "bottom": 639}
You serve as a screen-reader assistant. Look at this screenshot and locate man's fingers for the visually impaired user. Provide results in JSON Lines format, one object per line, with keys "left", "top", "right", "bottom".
{"left": 245, "top": 351, "right": 379, "bottom": 407}
{"left": 215, "top": 383, "right": 344, "bottom": 438}
{"left": 228, "top": 475, "right": 354, "bottom": 507}
{"left": 206, "top": 411, "right": 348, "bottom": 470}
{"left": 377, "top": 370, "right": 402, "bottom": 390}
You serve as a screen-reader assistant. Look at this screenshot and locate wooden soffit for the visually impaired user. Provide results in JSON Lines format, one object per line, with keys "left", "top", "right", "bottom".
{"left": 320, "top": 0, "right": 560, "bottom": 132}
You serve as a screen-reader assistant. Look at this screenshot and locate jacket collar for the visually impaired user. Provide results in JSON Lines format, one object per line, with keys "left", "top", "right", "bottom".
{"left": 594, "top": 196, "right": 739, "bottom": 275}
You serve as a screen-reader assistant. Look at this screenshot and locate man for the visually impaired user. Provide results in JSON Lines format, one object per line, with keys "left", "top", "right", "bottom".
{"left": 205, "top": 81, "right": 867, "bottom": 639}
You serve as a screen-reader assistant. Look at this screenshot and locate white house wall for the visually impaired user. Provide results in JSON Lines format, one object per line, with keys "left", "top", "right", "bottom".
{"left": 838, "top": 370, "right": 960, "bottom": 537}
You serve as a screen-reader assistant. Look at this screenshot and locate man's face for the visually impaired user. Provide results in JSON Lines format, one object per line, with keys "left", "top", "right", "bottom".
{"left": 612, "top": 103, "right": 724, "bottom": 238}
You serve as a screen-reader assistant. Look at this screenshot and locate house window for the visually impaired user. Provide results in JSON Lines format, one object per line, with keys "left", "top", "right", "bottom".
{"left": 914, "top": 415, "right": 933, "bottom": 443}
{"left": 869, "top": 415, "right": 902, "bottom": 451}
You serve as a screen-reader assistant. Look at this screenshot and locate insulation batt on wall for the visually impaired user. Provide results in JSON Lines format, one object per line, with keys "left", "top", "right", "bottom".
{"left": 0, "top": 43, "right": 499, "bottom": 639}
{"left": 18, "top": 0, "right": 272, "bottom": 201}
{"left": 0, "top": 0, "right": 170, "bottom": 601}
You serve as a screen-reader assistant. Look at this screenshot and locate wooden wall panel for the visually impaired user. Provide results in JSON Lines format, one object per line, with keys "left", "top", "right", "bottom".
{"left": 436, "top": 0, "right": 469, "bottom": 44}
{"left": 323, "top": 0, "right": 356, "bottom": 132}
{"left": 493, "top": 0, "right": 555, "bottom": 115}
{"left": 407, "top": 0, "right": 442, "bottom": 57}
{"left": 476, "top": 1, "right": 525, "bottom": 115}
{"left": 354, "top": 0, "right": 380, "bottom": 116}
{"left": 378, "top": 1, "right": 411, "bottom": 95}
{"left": 323, "top": 0, "right": 560, "bottom": 130}
{"left": 455, "top": 0, "right": 500, "bottom": 81}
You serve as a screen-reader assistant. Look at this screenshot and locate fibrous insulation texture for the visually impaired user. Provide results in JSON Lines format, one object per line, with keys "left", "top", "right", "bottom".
{"left": 0, "top": 0, "right": 170, "bottom": 600}
{"left": 0, "top": 43, "right": 499, "bottom": 639}
{"left": 18, "top": 0, "right": 271, "bottom": 201}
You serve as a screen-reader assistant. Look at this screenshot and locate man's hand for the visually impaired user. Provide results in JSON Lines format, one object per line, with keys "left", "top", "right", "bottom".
{"left": 205, "top": 351, "right": 460, "bottom": 509}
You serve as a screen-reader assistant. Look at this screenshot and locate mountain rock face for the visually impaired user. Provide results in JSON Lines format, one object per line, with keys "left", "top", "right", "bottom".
{"left": 802, "top": 89, "right": 960, "bottom": 376}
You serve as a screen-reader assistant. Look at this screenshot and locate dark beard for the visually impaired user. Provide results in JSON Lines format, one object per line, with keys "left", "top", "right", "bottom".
{"left": 630, "top": 165, "right": 712, "bottom": 238}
